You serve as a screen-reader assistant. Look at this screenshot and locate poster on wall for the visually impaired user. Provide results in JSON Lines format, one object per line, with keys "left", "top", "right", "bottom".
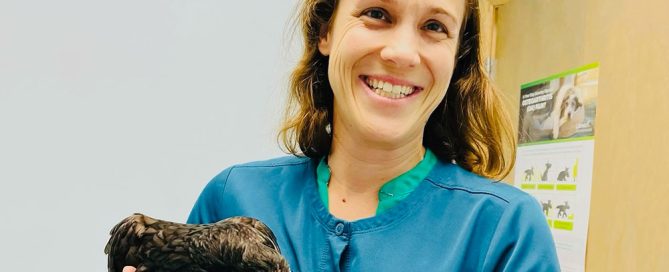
{"left": 514, "top": 63, "right": 599, "bottom": 272}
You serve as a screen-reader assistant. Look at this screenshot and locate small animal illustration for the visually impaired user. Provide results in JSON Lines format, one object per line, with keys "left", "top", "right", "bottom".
{"left": 541, "top": 200, "right": 552, "bottom": 216}
{"left": 556, "top": 201, "right": 570, "bottom": 219}
{"left": 105, "top": 213, "right": 290, "bottom": 272}
{"left": 557, "top": 167, "right": 570, "bottom": 181}
{"left": 524, "top": 167, "right": 535, "bottom": 181}
{"left": 541, "top": 162, "right": 552, "bottom": 182}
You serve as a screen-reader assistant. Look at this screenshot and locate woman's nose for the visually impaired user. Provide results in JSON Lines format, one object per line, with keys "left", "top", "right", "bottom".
{"left": 379, "top": 26, "right": 421, "bottom": 69}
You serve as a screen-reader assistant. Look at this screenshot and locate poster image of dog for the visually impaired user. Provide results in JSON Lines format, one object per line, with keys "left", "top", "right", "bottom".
{"left": 535, "top": 196, "right": 575, "bottom": 222}
{"left": 514, "top": 64, "right": 597, "bottom": 270}
{"left": 520, "top": 161, "right": 554, "bottom": 182}
{"left": 518, "top": 66, "right": 598, "bottom": 145}
{"left": 516, "top": 157, "right": 581, "bottom": 183}
{"left": 541, "top": 199, "right": 553, "bottom": 216}
{"left": 556, "top": 201, "right": 571, "bottom": 219}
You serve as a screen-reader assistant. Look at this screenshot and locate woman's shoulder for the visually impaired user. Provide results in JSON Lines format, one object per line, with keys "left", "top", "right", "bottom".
{"left": 206, "top": 155, "right": 315, "bottom": 187}
{"left": 188, "top": 155, "right": 316, "bottom": 224}
{"left": 426, "top": 160, "right": 537, "bottom": 206}
{"left": 231, "top": 155, "right": 313, "bottom": 169}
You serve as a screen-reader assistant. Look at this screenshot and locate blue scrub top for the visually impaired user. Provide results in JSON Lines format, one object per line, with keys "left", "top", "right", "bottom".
{"left": 188, "top": 155, "right": 560, "bottom": 271}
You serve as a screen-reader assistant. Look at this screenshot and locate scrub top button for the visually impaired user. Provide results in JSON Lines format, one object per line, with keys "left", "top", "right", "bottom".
{"left": 335, "top": 222, "right": 345, "bottom": 235}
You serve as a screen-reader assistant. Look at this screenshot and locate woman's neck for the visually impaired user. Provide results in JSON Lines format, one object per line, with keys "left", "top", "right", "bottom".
{"left": 327, "top": 130, "right": 425, "bottom": 196}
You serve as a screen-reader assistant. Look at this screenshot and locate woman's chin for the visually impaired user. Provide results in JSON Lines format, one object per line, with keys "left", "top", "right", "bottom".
{"left": 358, "top": 124, "right": 416, "bottom": 147}
{"left": 335, "top": 112, "right": 423, "bottom": 147}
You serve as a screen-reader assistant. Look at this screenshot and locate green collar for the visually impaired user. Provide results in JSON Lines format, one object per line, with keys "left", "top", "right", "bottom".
{"left": 316, "top": 149, "right": 438, "bottom": 215}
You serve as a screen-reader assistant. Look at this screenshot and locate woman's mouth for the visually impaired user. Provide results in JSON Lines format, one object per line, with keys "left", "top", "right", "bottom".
{"left": 360, "top": 75, "right": 422, "bottom": 99}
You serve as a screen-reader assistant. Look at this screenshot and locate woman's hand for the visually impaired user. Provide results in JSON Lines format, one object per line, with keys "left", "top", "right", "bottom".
{"left": 122, "top": 266, "right": 136, "bottom": 272}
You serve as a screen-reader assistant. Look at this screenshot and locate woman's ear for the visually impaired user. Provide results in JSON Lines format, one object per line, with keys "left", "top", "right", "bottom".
{"left": 318, "top": 32, "right": 331, "bottom": 56}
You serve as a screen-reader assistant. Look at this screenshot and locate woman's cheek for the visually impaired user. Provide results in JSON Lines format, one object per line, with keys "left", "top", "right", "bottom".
{"left": 328, "top": 25, "right": 367, "bottom": 96}
{"left": 429, "top": 48, "right": 457, "bottom": 90}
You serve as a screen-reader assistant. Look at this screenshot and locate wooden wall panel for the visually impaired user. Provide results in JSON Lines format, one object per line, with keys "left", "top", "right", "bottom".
{"left": 491, "top": 0, "right": 669, "bottom": 270}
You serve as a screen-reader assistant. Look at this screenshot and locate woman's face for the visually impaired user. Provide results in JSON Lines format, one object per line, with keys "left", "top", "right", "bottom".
{"left": 319, "top": 0, "right": 466, "bottom": 147}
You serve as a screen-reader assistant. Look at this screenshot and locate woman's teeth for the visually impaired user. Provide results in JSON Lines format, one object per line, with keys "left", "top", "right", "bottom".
{"left": 364, "top": 77, "right": 416, "bottom": 99}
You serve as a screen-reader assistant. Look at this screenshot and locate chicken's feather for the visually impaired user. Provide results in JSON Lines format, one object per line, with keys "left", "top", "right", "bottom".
{"left": 104, "top": 213, "right": 289, "bottom": 272}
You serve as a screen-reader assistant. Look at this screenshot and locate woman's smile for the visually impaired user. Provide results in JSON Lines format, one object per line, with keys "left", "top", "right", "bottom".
{"left": 359, "top": 75, "right": 424, "bottom": 100}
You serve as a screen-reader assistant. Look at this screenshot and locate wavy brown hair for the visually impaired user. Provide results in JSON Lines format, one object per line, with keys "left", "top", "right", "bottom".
{"left": 278, "top": 0, "right": 516, "bottom": 180}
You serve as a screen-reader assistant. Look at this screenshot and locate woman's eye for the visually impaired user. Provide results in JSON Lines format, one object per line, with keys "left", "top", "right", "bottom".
{"left": 424, "top": 21, "right": 448, "bottom": 34}
{"left": 363, "top": 8, "right": 389, "bottom": 21}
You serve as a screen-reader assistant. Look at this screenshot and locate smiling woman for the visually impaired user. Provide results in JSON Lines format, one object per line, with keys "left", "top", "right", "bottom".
{"left": 281, "top": 0, "right": 516, "bottom": 180}
{"left": 126, "top": 0, "right": 561, "bottom": 271}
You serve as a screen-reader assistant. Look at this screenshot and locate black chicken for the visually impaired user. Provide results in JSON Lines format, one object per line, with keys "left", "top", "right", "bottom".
{"left": 104, "top": 213, "right": 290, "bottom": 272}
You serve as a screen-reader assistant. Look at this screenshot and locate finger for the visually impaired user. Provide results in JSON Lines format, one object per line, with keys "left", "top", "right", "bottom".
{"left": 122, "top": 266, "right": 136, "bottom": 272}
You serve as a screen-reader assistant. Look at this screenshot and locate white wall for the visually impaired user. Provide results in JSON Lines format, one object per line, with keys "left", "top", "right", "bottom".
{"left": 0, "top": 0, "right": 300, "bottom": 270}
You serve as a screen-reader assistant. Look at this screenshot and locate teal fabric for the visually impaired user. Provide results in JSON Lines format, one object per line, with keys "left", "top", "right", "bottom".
{"left": 188, "top": 156, "right": 561, "bottom": 271}
{"left": 316, "top": 149, "right": 438, "bottom": 214}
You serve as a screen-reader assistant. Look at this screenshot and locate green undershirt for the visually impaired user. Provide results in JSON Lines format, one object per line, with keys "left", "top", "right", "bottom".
{"left": 316, "top": 149, "right": 438, "bottom": 215}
